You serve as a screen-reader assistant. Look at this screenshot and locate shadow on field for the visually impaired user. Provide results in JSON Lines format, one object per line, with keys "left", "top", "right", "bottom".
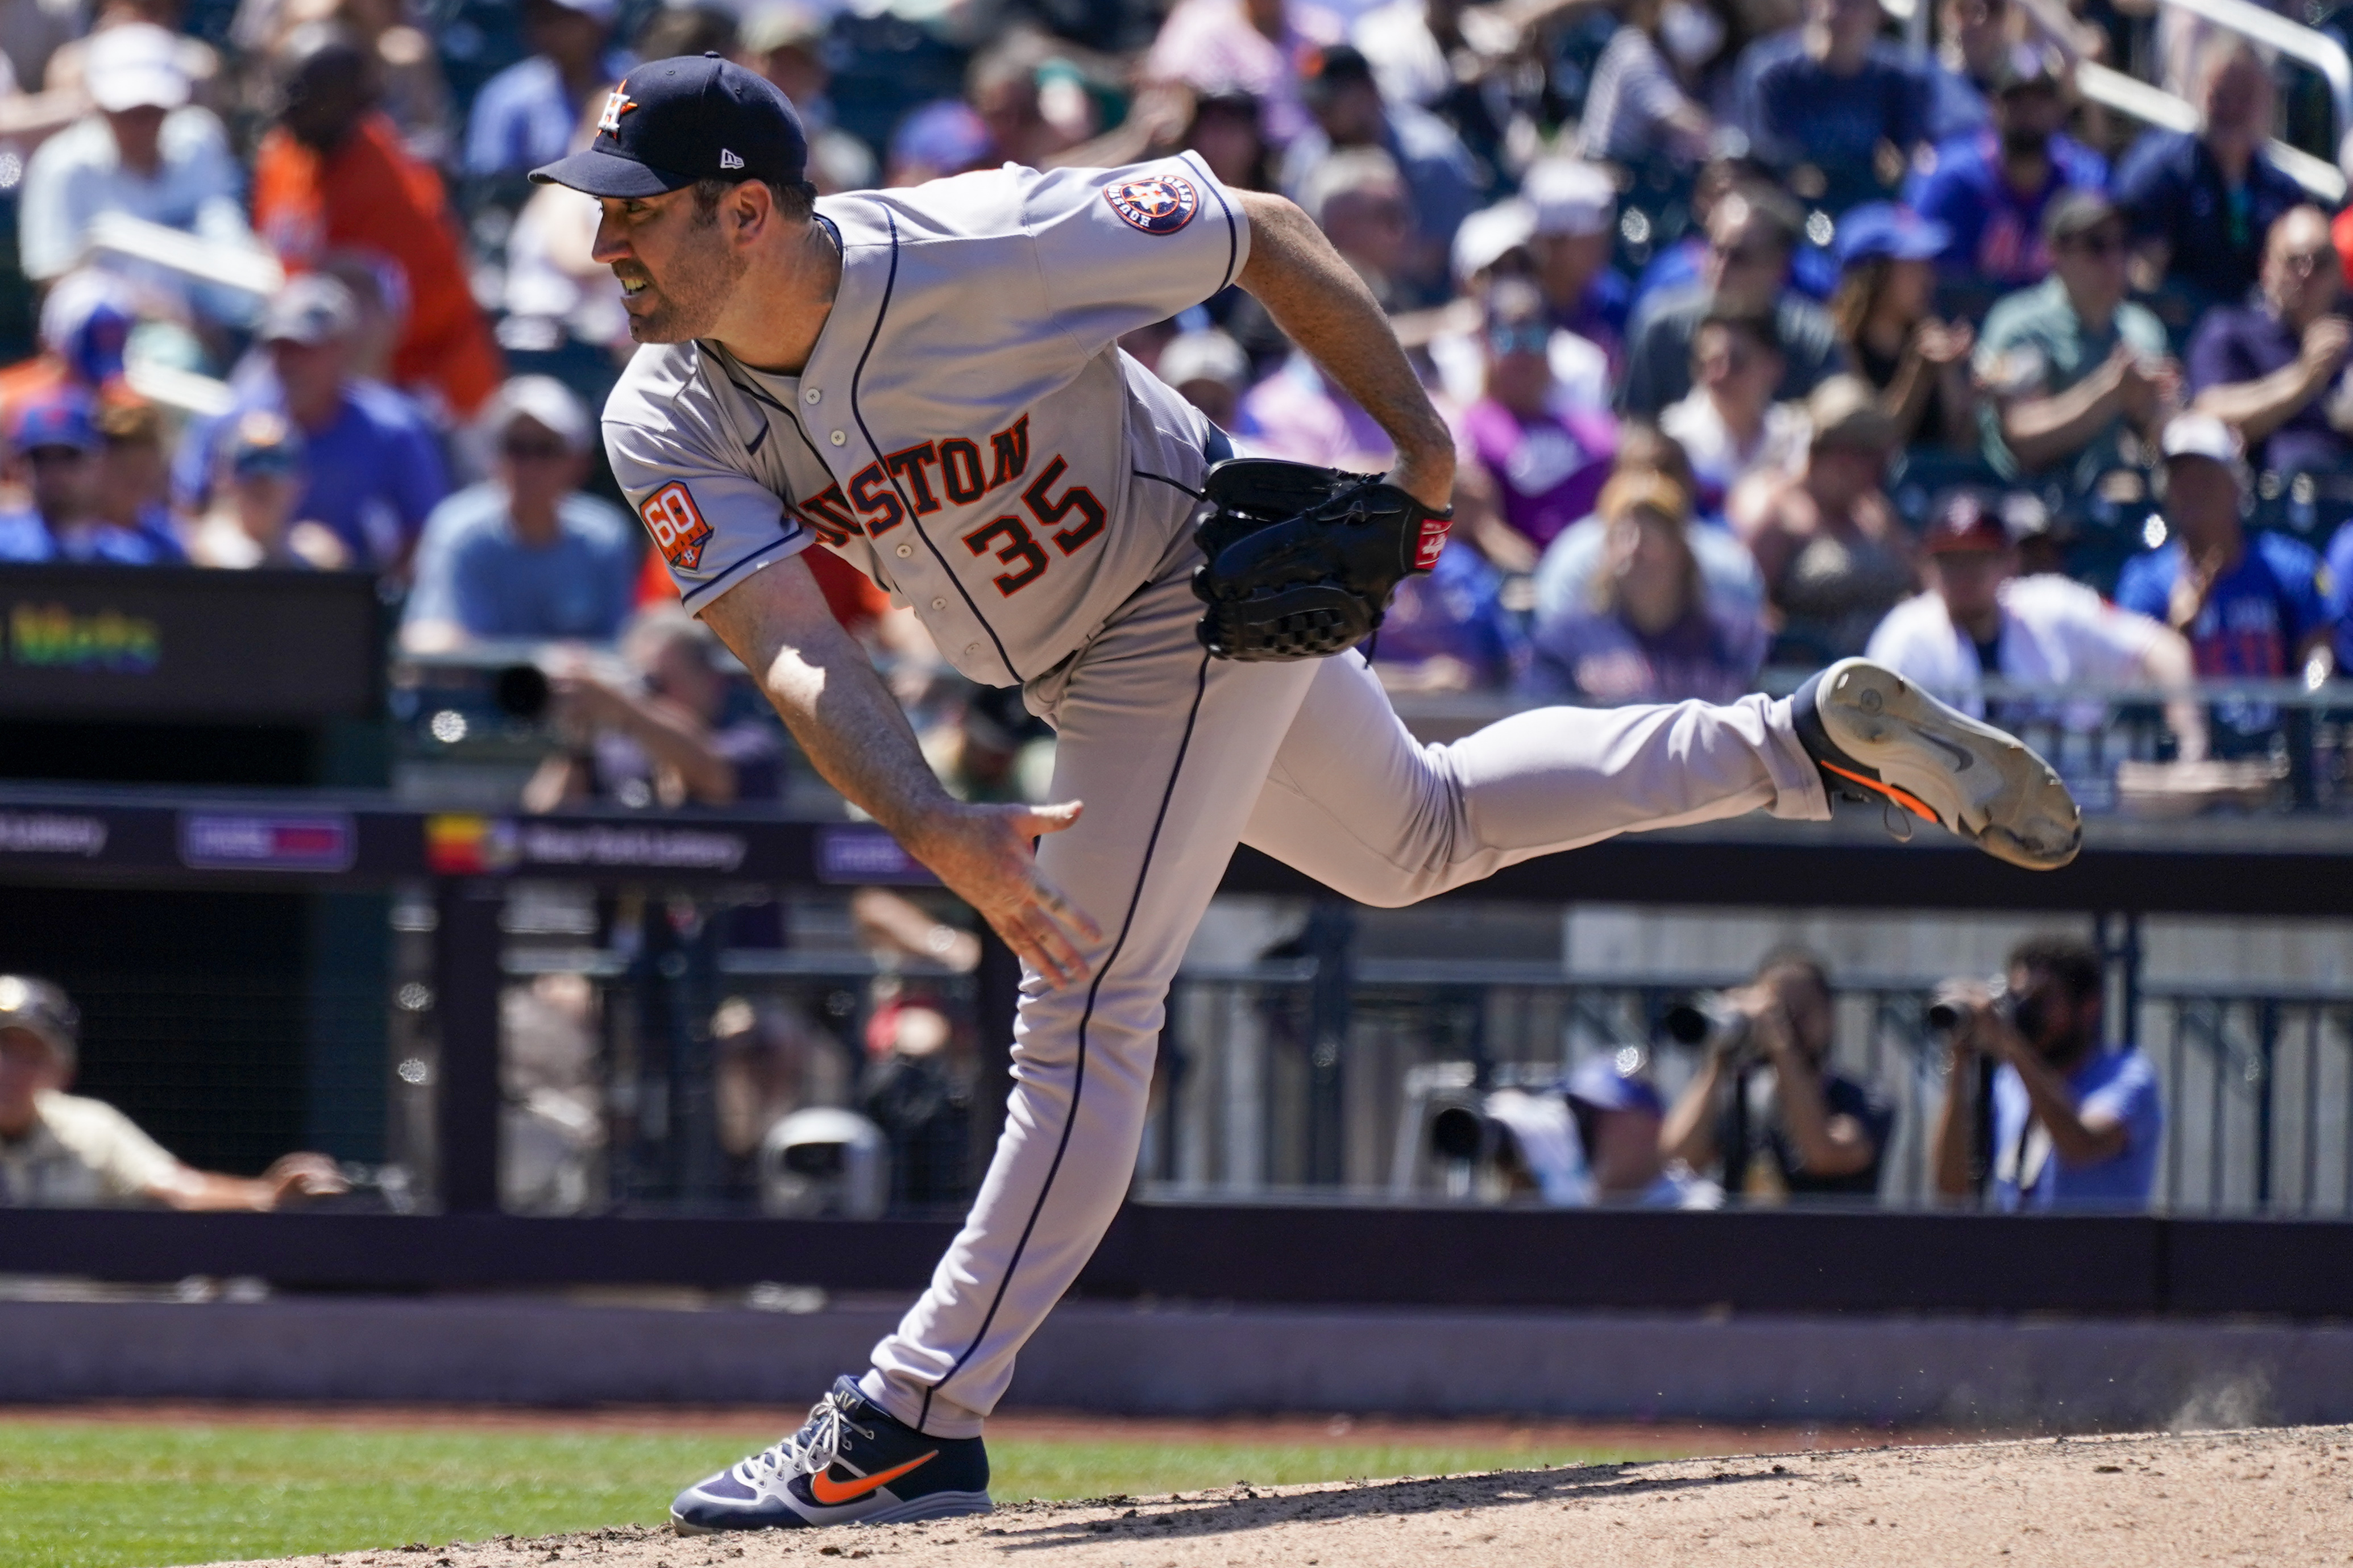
{"left": 989, "top": 1458, "right": 1811, "bottom": 1550}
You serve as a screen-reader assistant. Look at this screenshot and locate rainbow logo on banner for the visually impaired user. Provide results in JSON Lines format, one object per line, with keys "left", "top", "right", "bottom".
{"left": 7, "top": 602, "right": 160, "bottom": 672}
{"left": 425, "top": 814, "right": 519, "bottom": 875}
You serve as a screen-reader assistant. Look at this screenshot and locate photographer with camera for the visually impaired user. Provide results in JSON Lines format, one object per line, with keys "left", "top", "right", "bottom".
{"left": 521, "top": 608, "right": 783, "bottom": 814}
{"left": 1659, "top": 947, "right": 1894, "bottom": 1201}
{"left": 1930, "top": 933, "right": 2162, "bottom": 1211}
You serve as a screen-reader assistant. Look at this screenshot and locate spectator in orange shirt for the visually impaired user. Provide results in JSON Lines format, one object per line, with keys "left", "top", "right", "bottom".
{"left": 250, "top": 23, "right": 501, "bottom": 422}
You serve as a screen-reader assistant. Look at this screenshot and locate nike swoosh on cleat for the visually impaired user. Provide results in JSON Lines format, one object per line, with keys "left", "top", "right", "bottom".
{"left": 1916, "top": 731, "right": 1975, "bottom": 772}
{"left": 807, "top": 1451, "right": 938, "bottom": 1506}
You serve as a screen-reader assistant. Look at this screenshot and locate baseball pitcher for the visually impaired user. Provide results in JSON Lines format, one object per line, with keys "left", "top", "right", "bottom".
{"left": 531, "top": 54, "right": 2082, "bottom": 1533}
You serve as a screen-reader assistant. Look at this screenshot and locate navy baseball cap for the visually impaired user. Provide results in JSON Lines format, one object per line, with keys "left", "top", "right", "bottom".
{"left": 531, "top": 53, "right": 808, "bottom": 199}
{"left": 1834, "top": 203, "right": 1950, "bottom": 268}
{"left": 11, "top": 388, "right": 100, "bottom": 454}
{"left": 1566, "top": 1053, "right": 1666, "bottom": 1117}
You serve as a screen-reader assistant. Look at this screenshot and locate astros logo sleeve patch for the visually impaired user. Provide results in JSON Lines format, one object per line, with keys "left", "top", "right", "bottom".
{"left": 1103, "top": 174, "right": 1199, "bottom": 234}
{"left": 640, "top": 481, "right": 713, "bottom": 570}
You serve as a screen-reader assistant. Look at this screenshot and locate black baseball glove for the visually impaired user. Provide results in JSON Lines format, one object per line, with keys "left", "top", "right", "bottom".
{"left": 1189, "top": 457, "right": 1453, "bottom": 662}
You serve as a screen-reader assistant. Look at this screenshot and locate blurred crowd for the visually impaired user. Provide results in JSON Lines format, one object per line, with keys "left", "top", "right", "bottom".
{"left": 3, "top": 0, "right": 2353, "bottom": 777}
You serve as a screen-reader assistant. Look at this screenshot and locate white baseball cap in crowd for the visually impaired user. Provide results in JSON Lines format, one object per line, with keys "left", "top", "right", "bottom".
{"left": 1156, "top": 329, "right": 1251, "bottom": 393}
{"left": 491, "top": 375, "right": 594, "bottom": 454}
{"left": 1521, "top": 159, "right": 1617, "bottom": 238}
{"left": 2160, "top": 411, "right": 2242, "bottom": 468}
{"left": 1451, "top": 199, "right": 1537, "bottom": 286}
{"left": 86, "top": 22, "right": 189, "bottom": 114}
{"left": 545, "top": 0, "right": 620, "bottom": 22}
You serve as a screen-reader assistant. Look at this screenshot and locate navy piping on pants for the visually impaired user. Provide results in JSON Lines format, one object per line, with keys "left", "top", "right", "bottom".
{"left": 915, "top": 649, "right": 1216, "bottom": 1433}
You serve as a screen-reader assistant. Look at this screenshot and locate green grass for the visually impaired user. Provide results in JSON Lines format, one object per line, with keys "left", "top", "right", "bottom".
{"left": 0, "top": 1420, "right": 1667, "bottom": 1568}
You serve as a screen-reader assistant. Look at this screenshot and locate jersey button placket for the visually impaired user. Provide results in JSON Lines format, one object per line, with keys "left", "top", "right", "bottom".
{"left": 803, "top": 388, "right": 820, "bottom": 405}
{"left": 895, "top": 543, "right": 912, "bottom": 559}
{"left": 828, "top": 430, "right": 845, "bottom": 446}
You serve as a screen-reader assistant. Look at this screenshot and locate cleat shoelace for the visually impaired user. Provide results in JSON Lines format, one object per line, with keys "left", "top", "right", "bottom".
{"left": 740, "top": 1389, "right": 877, "bottom": 1487}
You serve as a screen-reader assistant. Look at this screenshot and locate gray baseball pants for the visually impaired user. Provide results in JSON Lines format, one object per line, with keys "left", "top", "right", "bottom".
{"left": 860, "top": 562, "right": 1832, "bottom": 1437}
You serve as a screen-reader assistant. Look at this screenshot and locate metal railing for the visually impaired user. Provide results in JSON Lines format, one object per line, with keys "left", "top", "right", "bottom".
{"left": 1138, "top": 959, "right": 2353, "bottom": 1218}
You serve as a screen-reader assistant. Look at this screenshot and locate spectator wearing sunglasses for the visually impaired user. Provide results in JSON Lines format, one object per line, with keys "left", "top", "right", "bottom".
{"left": 1450, "top": 281, "right": 1619, "bottom": 573}
{"left": 400, "top": 377, "right": 637, "bottom": 651}
{"left": 1620, "top": 184, "right": 1848, "bottom": 419}
{"left": 1976, "top": 190, "right": 2178, "bottom": 497}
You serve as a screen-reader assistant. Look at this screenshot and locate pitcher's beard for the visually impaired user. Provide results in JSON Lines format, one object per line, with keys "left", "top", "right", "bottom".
{"left": 621, "top": 246, "right": 749, "bottom": 343}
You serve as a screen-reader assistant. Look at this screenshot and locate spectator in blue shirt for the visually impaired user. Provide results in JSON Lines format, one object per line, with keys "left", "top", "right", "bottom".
{"left": 2327, "top": 514, "right": 2353, "bottom": 672}
{"left": 1908, "top": 49, "right": 2108, "bottom": 293}
{"left": 401, "top": 377, "right": 639, "bottom": 651}
{"left": 1932, "top": 933, "right": 2163, "bottom": 1212}
{"left": 2185, "top": 205, "right": 2353, "bottom": 477}
{"left": 172, "top": 276, "right": 449, "bottom": 572}
{"left": 1368, "top": 538, "right": 1526, "bottom": 691}
{"left": 1283, "top": 45, "right": 1481, "bottom": 307}
{"left": 2114, "top": 413, "right": 2337, "bottom": 756}
{"left": 463, "top": 0, "right": 627, "bottom": 178}
{"left": 1740, "top": 0, "right": 1932, "bottom": 208}
{"left": 2114, "top": 36, "right": 2305, "bottom": 310}
{"left": 0, "top": 389, "right": 179, "bottom": 564}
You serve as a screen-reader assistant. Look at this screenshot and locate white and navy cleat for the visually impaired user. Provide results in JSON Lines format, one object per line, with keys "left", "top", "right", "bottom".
{"left": 670, "top": 1375, "right": 992, "bottom": 1533}
{"left": 1794, "top": 657, "right": 2082, "bottom": 871}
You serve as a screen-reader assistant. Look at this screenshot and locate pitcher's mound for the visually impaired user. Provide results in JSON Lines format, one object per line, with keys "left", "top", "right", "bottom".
{"left": 210, "top": 1424, "right": 2353, "bottom": 1568}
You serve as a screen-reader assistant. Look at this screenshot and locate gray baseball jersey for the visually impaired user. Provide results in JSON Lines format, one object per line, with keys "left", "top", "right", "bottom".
{"left": 598, "top": 156, "right": 1840, "bottom": 1450}
{"left": 603, "top": 156, "right": 1250, "bottom": 683}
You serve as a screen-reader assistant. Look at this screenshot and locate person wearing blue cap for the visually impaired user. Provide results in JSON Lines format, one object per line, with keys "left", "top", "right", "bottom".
{"left": 1565, "top": 1050, "right": 1719, "bottom": 1205}
{"left": 0, "top": 388, "right": 180, "bottom": 565}
{"left": 1828, "top": 202, "right": 1978, "bottom": 450}
{"left": 1905, "top": 48, "right": 2108, "bottom": 294}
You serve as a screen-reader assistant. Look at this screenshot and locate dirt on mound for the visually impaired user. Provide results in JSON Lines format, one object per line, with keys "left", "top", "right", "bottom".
{"left": 205, "top": 1424, "right": 2353, "bottom": 1568}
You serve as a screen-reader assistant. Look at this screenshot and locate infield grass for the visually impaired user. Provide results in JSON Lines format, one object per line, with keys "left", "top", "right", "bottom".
{"left": 0, "top": 1419, "right": 1683, "bottom": 1568}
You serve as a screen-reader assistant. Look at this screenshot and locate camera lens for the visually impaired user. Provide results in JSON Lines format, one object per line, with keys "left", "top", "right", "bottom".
{"left": 1661, "top": 1002, "right": 1711, "bottom": 1045}
{"left": 1430, "top": 1105, "right": 1485, "bottom": 1161}
{"left": 1924, "top": 999, "right": 1965, "bottom": 1031}
{"left": 493, "top": 664, "right": 551, "bottom": 719}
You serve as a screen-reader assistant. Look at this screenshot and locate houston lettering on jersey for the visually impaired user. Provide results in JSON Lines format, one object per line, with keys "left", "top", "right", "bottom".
{"left": 781, "top": 412, "right": 1110, "bottom": 599}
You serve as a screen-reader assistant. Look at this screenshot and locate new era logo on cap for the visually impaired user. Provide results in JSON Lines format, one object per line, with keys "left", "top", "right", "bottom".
{"left": 532, "top": 54, "right": 808, "bottom": 199}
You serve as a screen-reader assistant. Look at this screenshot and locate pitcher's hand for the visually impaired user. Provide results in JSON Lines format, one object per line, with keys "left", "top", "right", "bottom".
{"left": 909, "top": 801, "right": 1102, "bottom": 987}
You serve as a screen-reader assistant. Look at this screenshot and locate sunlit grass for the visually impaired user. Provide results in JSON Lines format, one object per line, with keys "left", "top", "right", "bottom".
{"left": 0, "top": 1419, "right": 1684, "bottom": 1567}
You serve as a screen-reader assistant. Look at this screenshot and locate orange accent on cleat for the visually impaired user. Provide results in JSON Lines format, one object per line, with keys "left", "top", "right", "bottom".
{"left": 1818, "top": 759, "right": 1939, "bottom": 825}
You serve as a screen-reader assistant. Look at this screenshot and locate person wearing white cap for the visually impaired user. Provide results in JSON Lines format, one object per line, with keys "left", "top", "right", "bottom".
{"left": 2111, "top": 411, "right": 2337, "bottom": 756}
{"left": 1520, "top": 157, "right": 1631, "bottom": 368}
{"left": 464, "top": 0, "right": 628, "bottom": 176}
{"left": 400, "top": 376, "right": 640, "bottom": 650}
{"left": 17, "top": 21, "right": 257, "bottom": 318}
{"left": 1151, "top": 328, "right": 1254, "bottom": 431}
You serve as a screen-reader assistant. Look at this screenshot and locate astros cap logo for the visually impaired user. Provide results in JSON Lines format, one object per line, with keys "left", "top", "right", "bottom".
{"left": 1105, "top": 174, "right": 1200, "bottom": 235}
{"left": 597, "top": 86, "right": 637, "bottom": 135}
